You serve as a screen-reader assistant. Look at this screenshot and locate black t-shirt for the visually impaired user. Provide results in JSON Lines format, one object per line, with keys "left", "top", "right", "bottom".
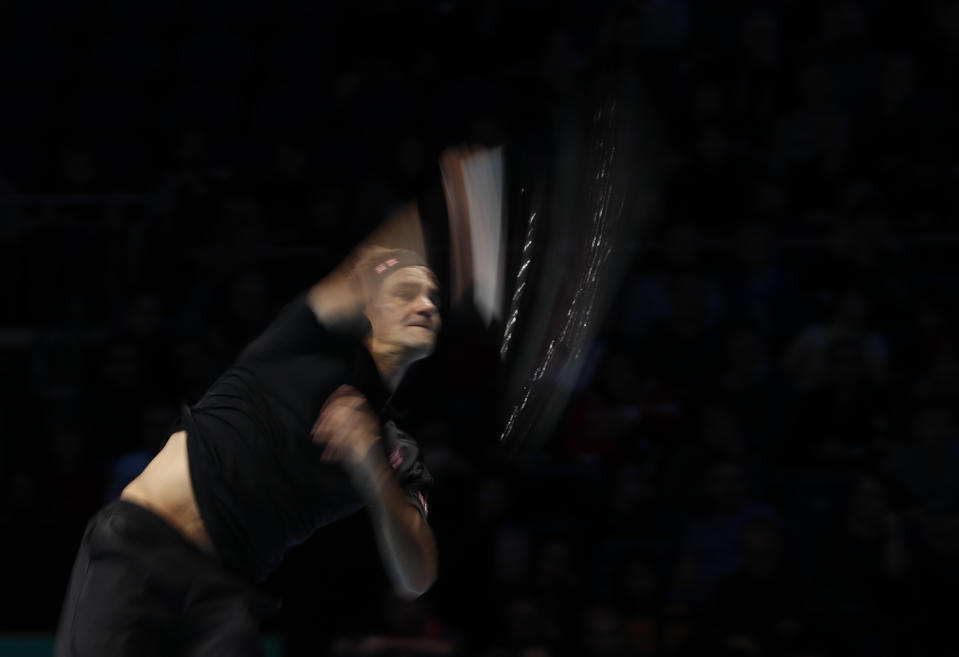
{"left": 181, "top": 293, "right": 433, "bottom": 581}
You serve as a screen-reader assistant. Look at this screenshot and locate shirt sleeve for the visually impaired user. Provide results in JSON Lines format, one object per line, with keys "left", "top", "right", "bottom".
{"left": 238, "top": 291, "right": 355, "bottom": 363}
{"left": 381, "top": 421, "right": 434, "bottom": 520}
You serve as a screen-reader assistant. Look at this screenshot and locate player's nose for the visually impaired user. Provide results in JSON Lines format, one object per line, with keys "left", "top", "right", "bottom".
{"left": 415, "top": 294, "right": 438, "bottom": 316}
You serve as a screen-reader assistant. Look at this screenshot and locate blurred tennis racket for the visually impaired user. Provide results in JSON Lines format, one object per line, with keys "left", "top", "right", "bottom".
{"left": 441, "top": 75, "right": 664, "bottom": 456}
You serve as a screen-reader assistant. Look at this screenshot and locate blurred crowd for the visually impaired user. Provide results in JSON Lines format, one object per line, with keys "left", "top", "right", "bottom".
{"left": 3, "top": 1, "right": 959, "bottom": 656}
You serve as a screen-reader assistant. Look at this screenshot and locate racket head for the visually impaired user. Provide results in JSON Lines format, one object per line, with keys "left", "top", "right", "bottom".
{"left": 415, "top": 72, "right": 664, "bottom": 458}
{"left": 493, "top": 73, "right": 665, "bottom": 457}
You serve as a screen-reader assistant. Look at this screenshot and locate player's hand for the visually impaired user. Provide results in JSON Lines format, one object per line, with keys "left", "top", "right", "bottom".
{"left": 312, "top": 385, "right": 381, "bottom": 466}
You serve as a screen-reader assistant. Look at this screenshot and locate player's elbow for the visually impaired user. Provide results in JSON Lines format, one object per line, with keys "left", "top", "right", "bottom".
{"left": 394, "top": 572, "right": 435, "bottom": 600}
{"left": 394, "top": 552, "right": 437, "bottom": 600}
{"left": 394, "top": 583, "right": 427, "bottom": 600}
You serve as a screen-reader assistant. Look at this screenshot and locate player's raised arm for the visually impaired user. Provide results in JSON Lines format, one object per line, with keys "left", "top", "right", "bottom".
{"left": 307, "top": 144, "right": 498, "bottom": 331}
{"left": 306, "top": 201, "right": 428, "bottom": 331}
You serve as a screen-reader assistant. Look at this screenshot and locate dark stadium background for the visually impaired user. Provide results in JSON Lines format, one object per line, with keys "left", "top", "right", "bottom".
{"left": 2, "top": 1, "right": 959, "bottom": 655}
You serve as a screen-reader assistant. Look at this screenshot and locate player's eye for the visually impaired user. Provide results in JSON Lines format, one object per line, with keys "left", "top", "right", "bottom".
{"left": 393, "top": 284, "right": 417, "bottom": 300}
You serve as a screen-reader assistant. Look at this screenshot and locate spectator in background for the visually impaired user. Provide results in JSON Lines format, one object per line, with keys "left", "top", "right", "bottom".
{"left": 618, "top": 224, "right": 724, "bottom": 340}
{"left": 538, "top": 27, "right": 586, "bottom": 98}
{"left": 772, "top": 60, "right": 853, "bottom": 222}
{"left": 856, "top": 54, "right": 921, "bottom": 187}
{"left": 640, "top": 271, "right": 725, "bottom": 406}
{"left": 731, "top": 10, "right": 788, "bottom": 140}
{"left": 783, "top": 286, "right": 889, "bottom": 391}
{"left": 532, "top": 538, "right": 586, "bottom": 650}
{"left": 885, "top": 404, "right": 959, "bottom": 525}
{"left": 389, "top": 136, "right": 429, "bottom": 200}
{"left": 482, "top": 594, "right": 558, "bottom": 657}
{"left": 309, "top": 185, "right": 347, "bottom": 233}
{"left": 718, "top": 326, "right": 789, "bottom": 465}
{"left": 145, "top": 128, "right": 237, "bottom": 266}
{"left": 120, "top": 292, "right": 164, "bottom": 341}
{"left": 669, "top": 460, "right": 778, "bottom": 610}
{"left": 330, "top": 591, "right": 461, "bottom": 657}
{"left": 660, "top": 401, "right": 750, "bottom": 520}
{"left": 57, "top": 141, "right": 104, "bottom": 195}
{"left": 38, "top": 424, "right": 105, "bottom": 529}
{"left": 580, "top": 603, "right": 630, "bottom": 657}
{"left": 602, "top": 462, "right": 666, "bottom": 538}
{"left": 666, "top": 127, "right": 747, "bottom": 232}
{"left": 561, "top": 348, "right": 643, "bottom": 463}
{"left": 818, "top": 1, "right": 881, "bottom": 111}
{"left": 790, "top": 333, "right": 888, "bottom": 470}
{"left": 905, "top": 296, "right": 957, "bottom": 383}
{"left": 259, "top": 143, "right": 312, "bottom": 244}
{"left": 913, "top": 330, "right": 959, "bottom": 409}
{"left": 115, "top": 291, "right": 176, "bottom": 398}
{"left": 161, "top": 128, "right": 228, "bottom": 225}
{"left": 612, "top": 555, "right": 666, "bottom": 656}
{"left": 816, "top": 475, "right": 916, "bottom": 656}
{"left": 884, "top": 403, "right": 959, "bottom": 656}
{"left": 443, "top": 475, "right": 517, "bottom": 647}
{"left": 216, "top": 195, "right": 268, "bottom": 250}
{"left": 711, "top": 517, "right": 807, "bottom": 657}
{"left": 811, "top": 474, "right": 912, "bottom": 655}
{"left": 826, "top": 188, "right": 910, "bottom": 320}
{"left": 723, "top": 221, "right": 802, "bottom": 349}
{"left": 493, "top": 526, "right": 534, "bottom": 596}
{"left": 638, "top": 0, "right": 691, "bottom": 54}
{"left": 673, "top": 76, "right": 730, "bottom": 160}
{"left": 81, "top": 339, "right": 149, "bottom": 459}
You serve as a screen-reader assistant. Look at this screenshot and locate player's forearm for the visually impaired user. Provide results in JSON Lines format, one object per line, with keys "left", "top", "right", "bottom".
{"left": 307, "top": 270, "right": 364, "bottom": 330}
{"left": 306, "top": 201, "right": 427, "bottom": 330}
{"left": 351, "top": 455, "right": 438, "bottom": 598}
{"left": 369, "top": 483, "right": 438, "bottom": 599}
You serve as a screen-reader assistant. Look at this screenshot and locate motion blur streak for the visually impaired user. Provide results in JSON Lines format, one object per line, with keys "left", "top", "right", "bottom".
{"left": 499, "top": 79, "right": 662, "bottom": 455}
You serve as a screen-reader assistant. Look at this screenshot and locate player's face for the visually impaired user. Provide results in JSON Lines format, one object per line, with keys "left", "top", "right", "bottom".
{"left": 366, "top": 266, "right": 441, "bottom": 359}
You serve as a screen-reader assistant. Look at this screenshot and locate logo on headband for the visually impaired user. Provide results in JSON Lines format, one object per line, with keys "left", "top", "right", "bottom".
{"left": 374, "top": 258, "right": 400, "bottom": 275}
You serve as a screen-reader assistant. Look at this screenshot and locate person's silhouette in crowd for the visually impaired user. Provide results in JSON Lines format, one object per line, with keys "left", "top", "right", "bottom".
{"left": 330, "top": 591, "right": 461, "bottom": 657}
{"left": 711, "top": 517, "right": 808, "bottom": 656}
{"left": 811, "top": 473, "right": 911, "bottom": 655}
{"left": 670, "top": 460, "right": 778, "bottom": 609}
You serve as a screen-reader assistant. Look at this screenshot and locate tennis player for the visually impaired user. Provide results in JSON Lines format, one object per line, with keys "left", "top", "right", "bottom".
{"left": 55, "top": 244, "right": 442, "bottom": 656}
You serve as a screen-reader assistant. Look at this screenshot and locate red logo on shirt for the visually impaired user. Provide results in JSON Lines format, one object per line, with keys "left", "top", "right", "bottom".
{"left": 389, "top": 445, "right": 404, "bottom": 470}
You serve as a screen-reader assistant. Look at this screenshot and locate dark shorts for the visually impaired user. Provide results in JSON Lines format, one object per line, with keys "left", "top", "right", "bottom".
{"left": 55, "top": 500, "right": 279, "bottom": 657}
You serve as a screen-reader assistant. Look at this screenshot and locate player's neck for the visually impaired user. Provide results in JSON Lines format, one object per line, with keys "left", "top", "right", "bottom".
{"left": 364, "top": 338, "right": 409, "bottom": 392}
